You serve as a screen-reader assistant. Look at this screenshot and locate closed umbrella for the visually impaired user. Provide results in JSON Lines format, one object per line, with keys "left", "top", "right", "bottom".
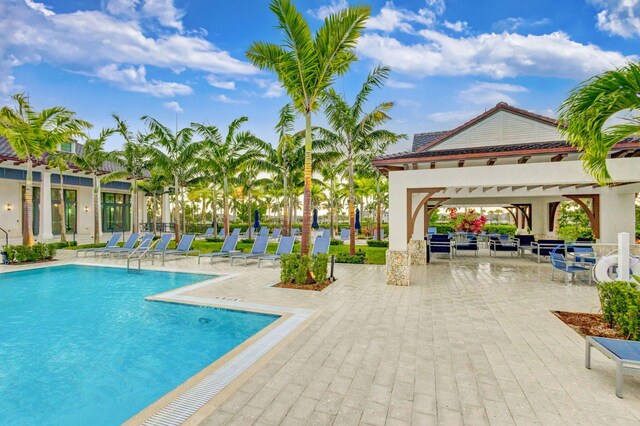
{"left": 253, "top": 210, "right": 260, "bottom": 231}
{"left": 312, "top": 209, "right": 319, "bottom": 229}
{"left": 355, "top": 208, "right": 361, "bottom": 231}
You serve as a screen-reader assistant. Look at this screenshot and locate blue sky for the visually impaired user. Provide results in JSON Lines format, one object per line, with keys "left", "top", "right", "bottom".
{"left": 0, "top": 0, "right": 638, "bottom": 152}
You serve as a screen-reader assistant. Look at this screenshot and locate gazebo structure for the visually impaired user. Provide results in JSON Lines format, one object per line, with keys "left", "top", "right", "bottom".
{"left": 372, "top": 102, "right": 640, "bottom": 286}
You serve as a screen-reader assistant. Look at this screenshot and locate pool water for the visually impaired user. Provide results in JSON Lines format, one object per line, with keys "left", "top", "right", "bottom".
{"left": 0, "top": 265, "right": 279, "bottom": 425}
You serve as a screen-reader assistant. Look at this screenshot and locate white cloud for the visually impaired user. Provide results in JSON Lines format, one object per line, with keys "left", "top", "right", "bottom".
{"left": 163, "top": 100, "right": 183, "bottom": 113}
{"left": 459, "top": 82, "right": 527, "bottom": 105}
{"left": 263, "top": 82, "right": 284, "bottom": 98}
{"left": 427, "top": 109, "right": 478, "bottom": 123}
{"left": 308, "top": 0, "right": 348, "bottom": 20}
{"left": 24, "top": 0, "right": 55, "bottom": 16}
{"left": 425, "top": 0, "right": 445, "bottom": 15}
{"left": 443, "top": 20, "right": 468, "bottom": 32}
{"left": 387, "top": 79, "right": 416, "bottom": 89}
{"left": 591, "top": 0, "right": 640, "bottom": 38}
{"left": 357, "top": 31, "right": 636, "bottom": 79}
{"left": 491, "top": 17, "right": 550, "bottom": 32}
{"left": 205, "top": 75, "right": 235, "bottom": 90}
{"left": 141, "top": 0, "right": 183, "bottom": 31}
{"left": 367, "top": 1, "right": 440, "bottom": 34}
{"left": 94, "top": 64, "right": 192, "bottom": 97}
{"left": 105, "top": 0, "right": 138, "bottom": 16}
{"left": 212, "top": 94, "right": 247, "bottom": 104}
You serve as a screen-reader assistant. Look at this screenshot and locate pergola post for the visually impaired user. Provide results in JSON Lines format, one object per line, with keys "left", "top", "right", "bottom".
{"left": 598, "top": 191, "right": 636, "bottom": 243}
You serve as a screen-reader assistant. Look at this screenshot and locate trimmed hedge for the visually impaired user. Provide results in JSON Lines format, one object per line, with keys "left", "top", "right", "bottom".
{"left": 598, "top": 279, "right": 640, "bottom": 340}
{"left": 433, "top": 223, "right": 517, "bottom": 235}
{"left": 335, "top": 250, "right": 366, "bottom": 264}
{"left": 367, "top": 240, "right": 389, "bottom": 248}
{"left": 5, "top": 243, "right": 58, "bottom": 263}
{"left": 558, "top": 226, "right": 594, "bottom": 241}
{"left": 281, "top": 253, "right": 328, "bottom": 284}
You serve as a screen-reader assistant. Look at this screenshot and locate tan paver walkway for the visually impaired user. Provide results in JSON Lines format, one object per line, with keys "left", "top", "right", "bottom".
{"left": 58, "top": 251, "right": 640, "bottom": 424}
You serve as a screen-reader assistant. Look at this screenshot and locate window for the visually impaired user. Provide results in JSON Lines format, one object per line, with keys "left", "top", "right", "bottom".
{"left": 52, "top": 189, "right": 77, "bottom": 235}
{"left": 101, "top": 192, "right": 131, "bottom": 232}
{"left": 59, "top": 142, "right": 73, "bottom": 152}
{"left": 21, "top": 186, "right": 41, "bottom": 235}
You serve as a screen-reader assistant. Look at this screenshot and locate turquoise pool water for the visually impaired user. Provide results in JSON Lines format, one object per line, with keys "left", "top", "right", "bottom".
{"left": 0, "top": 265, "right": 279, "bottom": 425}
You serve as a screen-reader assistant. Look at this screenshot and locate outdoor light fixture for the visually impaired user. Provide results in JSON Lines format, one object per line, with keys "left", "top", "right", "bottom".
{"left": 84, "top": 206, "right": 90, "bottom": 212}
{"left": 5, "top": 204, "right": 12, "bottom": 211}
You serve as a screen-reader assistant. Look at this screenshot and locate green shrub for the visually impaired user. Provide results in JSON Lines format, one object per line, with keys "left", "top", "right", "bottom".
{"left": 335, "top": 250, "right": 366, "bottom": 264}
{"left": 312, "top": 254, "right": 328, "bottom": 283}
{"left": 558, "top": 226, "right": 594, "bottom": 241}
{"left": 280, "top": 254, "right": 328, "bottom": 284}
{"left": 295, "top": 255, "right": 311, "bottom": 284}
{"left": 4, "top": 243, "right": 58, "bottom": 263}
{"left": 280, "top": 254, "right": 299, "bottom": 283}
{"left": 205, "top": 237, "right": 225, "bottom": 243}
{"left": 598, "top": 280, "right": 640, "bottom": 340}
{"left": 367, "top": 240, "right": 388, "bottom": 247}
{"left": 330, "top": 239, "right": 343, "bottom": 246}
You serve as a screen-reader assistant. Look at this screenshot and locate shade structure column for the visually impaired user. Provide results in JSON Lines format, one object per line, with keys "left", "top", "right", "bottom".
{"left": 530, "top": 198, "right": 549, "bottom": 238}
{"left": 40, "top": 171, "right": 53, "bottom": 240}
{"left": 599, "top": 191, "right": 636, "bottom": 244}
{"left": 161, "top": 188, "right": 171, "bottom": 226}
{"left": 387, "top": 173, "right": 410, "bottom": 286}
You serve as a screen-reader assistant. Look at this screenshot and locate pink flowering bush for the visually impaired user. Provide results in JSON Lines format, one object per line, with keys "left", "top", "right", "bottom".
{"left": 448, "top": 208, "right": 487, "bottom": 233}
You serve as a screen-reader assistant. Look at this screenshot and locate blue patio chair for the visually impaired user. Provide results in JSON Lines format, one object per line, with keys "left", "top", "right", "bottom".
{"left": 321, "top": 228, "right": 330, "bottom": 238}
{"left": 102, "top": 233, "right": 140, "bottom": 256}
{"left": 258, "top": 227, "right": 270, "bottom": 238}
{"left": 230, "top": 236, "right": 269, "bottom": 266}
{"left": 312, "top": 235, "right": 331, "bottom": 255}
{"left": 531, "top": 239, "right": 565, "bottom": 263}
{"left": 573, "top": 246, "right": 597, "bottom": 265}
{"left": 258, "top": 236, "right": 295, "bottom": 268}
{"left": 455, "top": 236, "right": 478, "bottom": 256}
{"left": 231, "top": 228, "right": 241, "bottom": 237}
{"left": 157, "top": 234, "right": 198, "bottom": 265}
{"left": 197, "top": 233, "right": 240, "bottom": 264}
{"left": 148, "top": 233, "right": 172, "bottom": 256}
{"left": 550, "top": 245, "right": 591, "bottom": 284}
{"left": 76, "top": 234, "right": 120, "bottom": 257}
{"left": 428, "top": 234, "right": 454, "bottom": 260}
{"left": 111, "top": 234, "right": 154, "bottom": 257}
{"left": 270, "top": 228, "right": 282, "bottom": 240}
{"left": 340, "top": 228, "right": 350, "bottom": 241}
{"left": 489, "top": 235, "right": 519, "bottom": 257}
{"left": 585, "top": 336, "right": 640, "bottom": 398}
{"left": 217, "top": 228, "right": 225, "bottom": 238}
{"left": 200, "top": 227, "right": 215, "bottom": 239}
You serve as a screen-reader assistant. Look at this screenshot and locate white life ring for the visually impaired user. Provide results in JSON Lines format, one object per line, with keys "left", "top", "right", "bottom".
{"left": 593, "top": 255, "right": 640, "bottom": 282}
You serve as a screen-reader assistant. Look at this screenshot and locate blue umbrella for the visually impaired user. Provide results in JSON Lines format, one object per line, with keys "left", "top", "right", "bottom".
{"left": 312, "top": 209, "right": 319, "bottom": 229}
{"left": 253, "top": 210, "right": 260, "bottom": 230}
{"left": 355, "top": 208, "right": 361, "bottom": 230}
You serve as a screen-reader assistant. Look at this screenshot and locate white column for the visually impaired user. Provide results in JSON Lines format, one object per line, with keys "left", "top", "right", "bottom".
{"left": 161, "top": 189, "right": 171, "bottom": 224}
{"left": 530, "top": 198, "right": 549, "bottom": 238}
{"left": 40, "top": 171, "right": 53, "bottom": 240}
{"left": 599, "top": 191, "right": 636, "bottom": 244}
{"left": 388, "top": 174, "right": 407, "bottom": 251}
{"left": 140, "top": 192, "right": 148, "bottom": 224}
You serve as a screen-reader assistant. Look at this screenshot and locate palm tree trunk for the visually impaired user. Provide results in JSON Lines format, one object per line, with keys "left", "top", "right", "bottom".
{"left": 301, "top": 111, "right": 312, "bottom": 255}
{"left": 152, "top": 194, "right": 158, "bottom": 234}
{"left": 173, "top": 174, "right": 181, "bottom": 243}
{"left": 376, "top": 177, "right": 382, "bottom": 241}
{"left": 330, "top": 206, "right": 335, "bottom": 239}
{"left": 348, "top": 156, "right": 356, "bottom": 256}
{"left": 212, "top": 187, "right": 217, "bottom": 234}
{"left": 93, "top": 175, "right": 100, "bottom": 244}
{"left": 58, "top": 173, "right": 67, "bottom": 243}
{"left": 223, "top": 175, "right": 229, "bottom": 236}
{"left": 282, "top": 173, "right": 289, "bottom": 236}
{"left": 23, "top": 158, "right": 35, "bottom": 246}
{"left": 247, "top": 190, "right": 252, "bottom": 239}
{"left": 132, "top": 178, "right": 138, "bottom": 234}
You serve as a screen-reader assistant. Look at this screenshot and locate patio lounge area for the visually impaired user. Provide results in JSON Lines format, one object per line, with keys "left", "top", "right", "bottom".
{"left": 57, "top": 252, "right": 640, "bottom": 425}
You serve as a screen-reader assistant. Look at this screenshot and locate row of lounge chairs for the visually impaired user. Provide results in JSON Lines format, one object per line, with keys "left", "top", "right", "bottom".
{"left": 200, "top": 226, "right": 296, "bottom": 241}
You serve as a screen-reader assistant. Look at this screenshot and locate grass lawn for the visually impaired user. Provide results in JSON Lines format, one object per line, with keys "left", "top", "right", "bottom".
{"left": 68, "top": 240, "right": 387, "bottom": 265}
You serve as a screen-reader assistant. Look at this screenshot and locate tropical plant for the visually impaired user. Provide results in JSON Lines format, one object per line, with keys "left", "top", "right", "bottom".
{"left": 319, "top": 163, "right": 346, "bottom": 238}
{"left": 235, "top": 163, "right": 271, "bottom": 238}
{"left": 246, "top": 0, "right": 370, "bottom": 254}
{"left": 0, "top": 94, "right": 90, "bottom": 245}
{"left": 143, "top": 116, "right": 200, "bottom": 243}
{"left": 558, "top": 62, "right": 640, "bottom": 184}
{"left": 67, "top": 129, "right": 118, "bottom": 244}
{"left": 448, "top": 208, "right": 487, "bottom": 233}
{"left": 111, "top": 115, "right": 153, "bottom": 234}
{"left": 320, "top": 66, "right": 404, "bottom": 254}
{"left": 138, "top": 167, "right": 170, "bottom": 234}
{"left": 46, "top": 152, "right": 71, "bottom": 242}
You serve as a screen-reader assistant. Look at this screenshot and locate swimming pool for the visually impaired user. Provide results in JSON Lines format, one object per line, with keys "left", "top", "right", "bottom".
{"left": 0, "top": 265, "right": 279, "bottom": 425}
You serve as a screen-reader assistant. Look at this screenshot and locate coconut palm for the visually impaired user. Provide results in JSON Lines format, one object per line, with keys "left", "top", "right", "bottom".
{"left": 558, "top": 62, "right": 640, "bottom": 184}
{"left": 247, "top": 0, "right": 370, "bottom": 254}
{"left": 0, "top": 94, "right": 90, "bottom": 245}
{"left": 138, "top": 167, "right": 170, "bottom": 234}
{"left": 67, "top": 129, "right": 118, "bottom": 244}
{"left": 111, "top": 115, "right": 153, "bottom": 234}
{"left": 143, "top": 116, "right": 200, "bottom": 243}
{"left": 46, "top": 152, "right": 72, "bottom": 243}
{"left": 320, "top": 66, "right": 405, "bottom": 254}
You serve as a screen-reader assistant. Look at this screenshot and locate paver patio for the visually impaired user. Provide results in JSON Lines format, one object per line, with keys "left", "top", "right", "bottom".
{"left": 58, "top": 251, "right": 640, "bottom": 424}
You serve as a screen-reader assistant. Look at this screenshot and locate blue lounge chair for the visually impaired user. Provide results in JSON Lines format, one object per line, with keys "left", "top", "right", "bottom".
{"left": 111, "top": 234, "right": 154, "bottom": 258}
{"left": 585, "top": 336, "right": 640, "bottom": 398}
{"left": 76, "top": 234, "right": 120, "bottom": 257}
{"left": 149, "top": 234, "right": 172, "bottom": 254}
{"left": 311, "top": 235, "right": 331, "bottom": 255}
{"left": 340, "top": 228, "right": 350, "bottom": 241}
{"left": 258, "top": 236, "right": 295, "bottom": 268}
{"left": 102, "top": 233, "right": 140, "bottom": 256}
{"left": 156, "top": 234, "right": 198, "bottom": 265}
{"left": 291, "top": 228, "right": 300, "bottom": 237}
{"left": 230, "top": 236, "right": 269, "bottom": 266}
{"left": 550, "top": 245, "right": 591, "bottom": 284}
{"left": 197, "top": 233, "right": 240, "bottom": 264}
{"left": 270, "top": 228, "right": 282, "bottom": 241}
{"left": 258, "top": 227, "right": 269, "bottom": 238}
{"left": 322, "top": 228, "right": 330, "bottom": 238}
{"left": 217, "top": 228, "right": 225, "bottom": 238}
{"left": 200, "top": 227, "right": 215, "bottom": 239}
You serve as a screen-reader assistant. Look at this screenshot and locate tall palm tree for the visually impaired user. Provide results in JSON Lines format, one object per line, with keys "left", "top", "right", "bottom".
{"left": 192, "top": 118, "right": 267, "bottom": 236}
{"left": 143, "top": 116, "right": 199, "bottom": 243}
{"left": 0, "top": 94, "right": 90, "bottom": 245}
{"left": 111, "top": 115, "right": 153, "bottom": 234}
{"left": 138, "top": 167, "right": 170, "bottom": 234}
{"left": 320, "top": 66, "right": 405, "bottom": 254}
{"left": 46, "top": 151, "right": 72, "bottom": 243}
{"left": 247, "top": 0, "right": 370, "bottom": 254}
{"left": 319, "top": 162, "right": 346, "bottom": 238}
{"left": 558, "top": 62, "right": 640, "bottom": 184}
{"left": 67, "top": 129, "right": 118, "bottom": 244}
{"left": 236, "top": 164, "right": 271, "bottom": 238}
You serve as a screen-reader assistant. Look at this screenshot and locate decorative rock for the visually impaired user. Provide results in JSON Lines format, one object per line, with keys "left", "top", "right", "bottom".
{"left": 386, "top": 250, "right": 410, "bottom": 286}
{"left": 408, "top": 239, "right": 427, "bottom": 265}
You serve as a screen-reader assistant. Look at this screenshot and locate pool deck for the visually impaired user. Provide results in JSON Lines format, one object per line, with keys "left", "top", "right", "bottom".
{"left": 9, "top": 251, "right": 640, "bottom": 425}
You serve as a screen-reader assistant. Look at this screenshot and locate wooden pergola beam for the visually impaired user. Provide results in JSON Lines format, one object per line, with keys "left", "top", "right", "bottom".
{"left": 518, "top": 156, "right": 530, "bottom": 164}
{"left": 487, "top": 158, "right": 497, "bottom": 166}
{"left": 406, "top": 188, "right": 446, "bottom": 242}
{"left": 458, "top": 160, "right": 465, "bottom": 167}
{"left": 563, "top": 194, "right": 600, "bottom": 239}
{"left": 551, "top": 153, "right": 567, "bottom": 162}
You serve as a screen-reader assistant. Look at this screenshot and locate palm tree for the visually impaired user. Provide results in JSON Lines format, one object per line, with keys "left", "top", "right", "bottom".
{"left": 67, "top": 129, "right": 118, "bottom": 244}
{"left": 320, "top": 66, "right": 405, "bottom": 254}
{"left": 46, "top": 152, "right": 72, "bottom": 243}
{"left": 192, "top": 118, "right": 267, "bottom": 236}
{"left": 138, "top": 167, "right": 169, "bottom": 234}
{"left": 236, "top": 164, "right": 271, "bottom": 238}
{"left": 0, "top": 94, "right": 90, "bottom": 245}
{"left": 111, "top": 115, "right": 153, "bottom": 235}
{"left": 143, "top": 116, "right": 199, "bottom": 243}
{"left": 558, "top": 62, "right": 640, "bottom": 184}
{"left": 247, "top": 0, "right": 370, "bottom": 254}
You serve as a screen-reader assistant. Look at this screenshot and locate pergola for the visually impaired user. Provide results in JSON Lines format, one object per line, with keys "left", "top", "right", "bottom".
{"left": 373, "top": 103, "right": 640, "bottom": 286}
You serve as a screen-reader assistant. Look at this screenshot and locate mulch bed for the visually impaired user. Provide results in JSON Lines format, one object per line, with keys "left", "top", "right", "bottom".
{"left": 5, "top": 259, "right": 57, "bottom": 266}
{"left": 273, "top": 279, "right": 333, "bottom": 292}
{"left": 553, "top": 310, "right": 626, "bottom": 340}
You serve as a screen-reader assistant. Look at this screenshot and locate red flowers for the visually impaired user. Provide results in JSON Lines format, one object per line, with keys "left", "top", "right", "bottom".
{"left": 448, "top": 208, "right": 487, "bottom": 233}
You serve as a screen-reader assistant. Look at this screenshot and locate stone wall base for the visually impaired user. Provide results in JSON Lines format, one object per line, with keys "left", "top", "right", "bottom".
{"left": 386, "top": 250, "right": 410, "bottom": 286}
{"left": 408, "top": 239, "right": 427, "bottom": 265}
